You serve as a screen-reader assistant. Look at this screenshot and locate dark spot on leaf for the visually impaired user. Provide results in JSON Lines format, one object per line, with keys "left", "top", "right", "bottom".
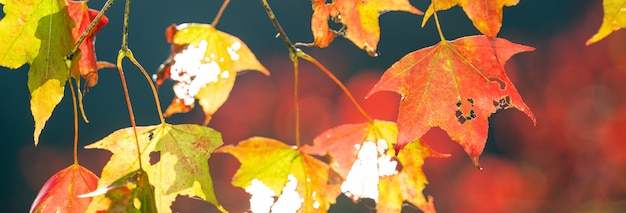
{"left": 148, "top": 132, "right": 154, "bottom": 140}
{"left": 456, "top": 100, "right": 462, "bottom": 108}
{"left": 456, "top": 109, "right": 467, "bottom": 124}
{"left": 489, "top": 77, "right": 506, "bottom": 90}
{"left": 149, "top": 151, "right": 160, "bottom": 165}
{"left": 467, "top": 98, "right": 474, "bottom": 106}
{"left": 469, "top": 110, "right": 477, "bottom": 119}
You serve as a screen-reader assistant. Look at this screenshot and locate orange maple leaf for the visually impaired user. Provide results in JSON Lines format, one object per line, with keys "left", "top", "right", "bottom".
{"left": 422, "top": 0, "right": 519, "bottom": 37}
{"left": 368, "top": 35, "right": 535, "bottom": 164}
{"left": 67, "top": 0, "right": 115, "bottom": 92}
{"left": 309, "top": 0, "right": 422, "bottom": 56}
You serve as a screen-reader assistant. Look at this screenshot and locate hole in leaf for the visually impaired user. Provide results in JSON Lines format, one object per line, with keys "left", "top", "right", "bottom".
{"left": 149, "top": 151, "right": 161, "bottom": 165}
{"left": 456, "top": 110, "right": 466, "bottom": 124}
{"left": 489, "top": 77, "right": 506, "bottom": 90}
{"left": 493, "top": 96, "right": 511, "bottom": 110}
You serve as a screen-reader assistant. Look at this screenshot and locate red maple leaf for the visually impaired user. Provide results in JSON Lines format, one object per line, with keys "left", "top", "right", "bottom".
{"left": 30, "top": 165, "right": 99, "bottom": 213}
{"left": 67, "top": 0, "right": 114, "bottom": 91}
{"left": 368, "top": 35, "right": 535, "bottom": 164}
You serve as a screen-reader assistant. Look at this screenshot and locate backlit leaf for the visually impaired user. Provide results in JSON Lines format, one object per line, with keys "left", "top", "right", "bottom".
{"left": 81, "top": 169, "right": 157, "bottom": 213}
{"left": 0, "top": 0, "right": 74, "bottom": 145}
{"left": 378, "top": 141, "right": 438, "bottom": 213}
{"left": 309, "top": 0, "right": 422, "bottom": 56}
{"left": 29, "top": 164, "right": 99, "bottom": 213}
{"left": 218, "top": 137, "right": 341, "bottom": 213}
{"left": 67, "top": 0, "right": 114, "bottom": 91}
{"left": 85, "top": 123, "right": 225, "bottom": 213}
{"left": 422, "top": 0, "right": 519, "bottom": 37}
{"left": 586, "top": 0, "right": 626, "bottom": 45}
{"left": 303, "top": 121, "right": 442, "bottom": 212}
{"left": 0, "top": 0, "right": 110, "bottom": 145}
{"left": 368, "top": 35, "right": 535, "bottom": 164}
{"left": 156, "top": 23, "right": 269, "bottom": 125}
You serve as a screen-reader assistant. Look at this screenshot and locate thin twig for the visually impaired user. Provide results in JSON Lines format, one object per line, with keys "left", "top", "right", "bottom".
{"left": 300, "top": 53, "right": 374, "bottom": 123}
{"left": 67, "top": 0, "right": 116, "bottom": 60}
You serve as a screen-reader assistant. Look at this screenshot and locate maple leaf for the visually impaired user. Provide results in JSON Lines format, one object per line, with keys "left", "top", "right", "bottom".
{"left": 0, "top": 0, "right": 111, "bottom": 145}
{"left": 378, "top": 140, "right": 438, "bottom": 213}
{"left": 368, "top": 35, "right": 535, "bottom": 163}
{"left": 303, "top": 121, "right": 442, "bottom": 212}
{"left": 309, "top": 0, "right": 422, "bottom": 56}
{"left": 84, "top": 123, "right": 226, "bottom": 212}
{"left": 586, "top": 0, "right": 626, "bottom": 45}
{"left": 422, "top": 0, "right": 519, "bottom": 37}
{"left": 29, "top": 164, "right": 99, "bottom": 213}
{"left": 155, "top": 23, "right": 269, "bottom": 125}
{"left": 81, "top": 169, "right": 157, "bottom": 213}
{"left": 0, "top": 0, "right": 74, "bottom": 145}
{"left": 67, "top": 0, "right": 115, "bottom": 91}
{"left": 217, "top": 137, "right": 341, "bottom": 213}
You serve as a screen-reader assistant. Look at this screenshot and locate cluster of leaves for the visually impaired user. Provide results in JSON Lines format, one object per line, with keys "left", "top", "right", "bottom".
{"left": 1, "top": 0, "right": 625, "bottom": 212}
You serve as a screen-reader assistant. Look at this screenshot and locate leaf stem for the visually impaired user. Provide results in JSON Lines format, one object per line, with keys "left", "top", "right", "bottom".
{"left": 292, "top": 54, "right": 301, "bottom": 147}
{"left": 115, "top": 0, "right": 143, "bottom": 170}
{"left": 211, "top": 0, "right": 231, "bottom": 27}
{"left": 299, "top": 53, "right": 373, "bottom": 123}
{"left": 261, "top": 0, "right": 374, "bottom": 127}
{"left": 432, "top": 3, "right": 446, "bottom": 42}
{"left": 68, "top": 77, "right": 80, "bottom": 166}
{"left": 136, "top": 60, "right": 166, "bottom": 124}
{"left": 66, "top": 0, "right": 115, "bottom": 61}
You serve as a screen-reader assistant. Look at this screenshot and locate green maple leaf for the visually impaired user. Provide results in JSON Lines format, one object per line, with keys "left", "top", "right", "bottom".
{"left": 0, "top": 0, "right": 74, "bottom": 145}
{"left": 80, "top": 169, "right": 157, "bottom": 213}
{"left": 85, "top": 123, "right": 226, "bottom": 212}
{"left": 218, "top": 137, "right": 341, "bottom": 213}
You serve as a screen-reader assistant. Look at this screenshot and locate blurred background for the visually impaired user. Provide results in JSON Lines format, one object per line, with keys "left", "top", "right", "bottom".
{"left": 2, "top": 0, "right": 625, "bottom": 212}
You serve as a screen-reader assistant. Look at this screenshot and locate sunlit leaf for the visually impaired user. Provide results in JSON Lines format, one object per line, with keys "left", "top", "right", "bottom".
{"left": 303, "top": 121, "right": 443, "bottom": 212}
{"left": 218, "top": 137, "right": 341, "bottom": 213}
{"left": 29, "top": 164, "right": 98, "bottom": 213}
{"left": 0, "top": 0, "right": 74, "bottom": 145}
{"left": 586, "top": 0, "right": 626, "bottom": 45}
{"left": 422, "top": 0, "right": 519, "bottom": 37}
{"left": 378, "top": 141, "right": 438, "bottom": 213}
{"left": 0, "top": 0, "right": 110, "bottom": 145}
{"left": 85, "top": 123, "right": 226, "bottom": 212}
{"left": 156, "top": 23, "right": 269, "bottom": 125}
{"left": 368, "top": 35, "right": 535, "bottom": 165}
{"left": 308, "top": 0, "right": 422, "bottom": 56}
{"left": 81, "top": 169, "right": 157, "bottom": 213}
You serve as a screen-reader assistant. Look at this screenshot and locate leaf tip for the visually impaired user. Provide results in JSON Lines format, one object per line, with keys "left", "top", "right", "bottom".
{"left": 471, "top": 157, "right": 483, "bottom": 171}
